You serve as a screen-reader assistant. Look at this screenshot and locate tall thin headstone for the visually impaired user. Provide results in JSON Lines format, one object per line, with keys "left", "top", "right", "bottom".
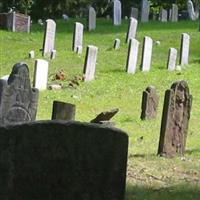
{"left": 167, "top": 48, "right": 177, "bottom": 71}
{"left": 0, "top": 62, "right": 39, "bottom": 125}
{"left": 171, "top": 4, "right": 178, "bottom": 22}
{"left": 87, "top": 6, "right": 96, "bottom": 31}
{"left": 113, "top": 0, "right": 122, "bottom": 25}
{"left": 179, "top": 33, "right": 190, "bottom": 66}
{"left": 141, "top": 0, "right": 150, "bottom": 22}
{"left": 72, "top": 22, "right": 84, "bottom": 53}
{"left": 158, "top": 81, "right": 192, "bottom": 157}
{"left": 187, "top": 0, "right": 199, "bottom": 20}
{"left": 126, "top": 17, "right": 138, "bottom": 44}
{"left": 159, "top": 8, "right": 168, "bottom": 22}
{"left": 42, "top": 19, "right": 56, "bottom": 57}
{"left": 141, "top": 36, "right": 153, "bottom": 72}
{"left": 83, "top": 45, "right": 98, "bottom": 81}
{"left": 130, "top": 7, "right": 139, "bottom": 19}
{"left": 126, "top": 38, "right": 139, "bottom": 74}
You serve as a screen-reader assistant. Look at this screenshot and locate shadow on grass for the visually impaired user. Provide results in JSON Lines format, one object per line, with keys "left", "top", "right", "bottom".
{"left": 126, "top": 184, "right": 200, "bottom": 200}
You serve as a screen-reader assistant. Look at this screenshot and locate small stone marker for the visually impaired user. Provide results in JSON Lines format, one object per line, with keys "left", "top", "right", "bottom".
{"left": 140, "top": 86, "right": 159, "bottom": 120}
{"left": 141, "top": 36, "right": 153, "bottom": 72}
{"left": 114, "top": 38, "right": 121, "bottom": 49}
{"left": 159, "top": 8, "right": 168, "bottom": 22}
{"left": 171, "top": 4, "right": 178, "bottom": 22}
{"left": 0, "top": 120, "right": 128, "bottom": 200}
{"left": 158, "top": 80, "right": 192, "bottom": 157}
{"left": 83, "top": 45, "right": 98, "bottom": 82}
{"left": 187, "top": 0, "right": 199, "bottom": 20}
{"left": 179, "top": 33, "right": 190, "bottom": 66}
{"left": 113, "top": 0, "right": 122, "bottom": 25}
{"left": 29, "top": 50, "right": 35, "bottom": 58}
{"left": 42, "top": 19, "right": 56, "bottom": 57}
{"left": 126, "top": 38, "right": 139, "bottom": 74}
{"left": 126, "top": 17, "right": 138, "bottom": 43}
{"left": 72, "top": 22, "right": 84, "bottom": 53}
{"left": 167, "top": 48, "right": 177, "bottom": 71}
{"left": 130, "top": 7, "right": 139, "bottom": 19}
{"left": 51, "top": 101, "right": 76, "bottom": 121}
{"left": 51, "top": 49, "right": 56, "bottom": 59}
{"left": 33, "top": 59, "right": 49, "bottom": 90}
{"left": 87, "top": 6, "right": 96, "bottom": 31}
{"left": 141, "top": 0, "right": 150, "bottom": 22}
{"left": 0, "top": 62, "right": 39, "bottom": 125}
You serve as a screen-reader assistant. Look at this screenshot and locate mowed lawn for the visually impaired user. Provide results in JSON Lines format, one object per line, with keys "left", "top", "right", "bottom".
{"left": 0, "top": 19, "right": 200, "bottom": 199}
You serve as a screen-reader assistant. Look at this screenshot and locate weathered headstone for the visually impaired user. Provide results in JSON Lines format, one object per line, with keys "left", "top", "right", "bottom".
{"left": 126, "top": 38, "right": 139, "bottom": 74}
{"left": 167, "top": 48, "right": 177, "bottom": 71}
{"left": 158, "top": 81, "right": 192, "bottom": 157}
{"left": 0, "top": 120, "right": 128, "bottom": 200}
{"left": 28, "top": 50, "right": 35, "bottom": 58}
{"left": 72, "top": 22, "right": 84, "bottom": 53}
{"left": 187, "top": 0, "right": 199, "bottom": 20}
{"left": 113, "top": 0, "right": 122, "bottom": 25}
{"left": 179, "top": 33, "right": 190, "bottom": 66}
{"left": 141, "top": 0, "right": 150, "bottom": 22}
{"left": 51, "top": 49, "right": 56, "bottom": 59}
{"left": 87, "top": 6, "right": 96, "bottom": 31}
{"left": 33, "top": 59, "right": 49, "bottom": 90}
{"left": 170, "top": 4, "right": 178, "bottom": 22}
{"left": 42, "top": 19, "right": 56, "bottom": 57}
{"left": 114, "top": 38, "right": 121, "bottom": 49}
{"left": 159, "top": 8, "right": 168, "bottom": 22}
{"left": 130, "top": 7, "right": 139, "bottom": 19}
{"left": 0, "top": 62, "right": 39, "bottom": 125}
{"left": 83, "top": 45, "right": 98, "bottom": 81}
{"left": 126, "top": 17, "right": 138, "bottom": 44}
{"left": 52, "top": 101, "right": 76, "bottom": 120}
{"left": 141, "top": 36, "right": 153, "bottom": 72}
{"left": 140, "top": 86, "right": 159, "bottom": 120}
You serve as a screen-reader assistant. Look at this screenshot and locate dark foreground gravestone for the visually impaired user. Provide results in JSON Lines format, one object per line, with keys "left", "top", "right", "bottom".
{"left": 0, "top": 121, "right": 128, "bottom": 200}
{"left": 0, "top": 63, "right": 39, "bottom": 125}
{"left": 158, "top": 81, "right": 192, "bottom": 157}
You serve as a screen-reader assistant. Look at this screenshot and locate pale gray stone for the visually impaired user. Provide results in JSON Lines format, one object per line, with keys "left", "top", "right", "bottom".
{"left": 159, "top": 8, "right": 168, "bottom": 22}
{"left": 29, "top": 50, "right": 35, "bottom": 58}
{"left": 130, "top": 7, "right": 139, "bottom": 19}
{"left": 113, "top": 0, "right": 122, "bottom": 25}
{"left": 126, "top": 17, "right": 138, "bottom": 44}
{"left": 87, "top": 6, "right": 96, "bottom": 31}
{"left": 76, "top": 45, "right": 83, "bottom": 54}
{"left": 167, "top": 48, "right": 177, "bottom": 71}
{"left": 180, "top": 33, "right": 190, "bottom": 66}
{"left": 187, "top": 0, "right": 199, "bottom": 20}
{"left": 171, "top": 4, "right": 178, "bottom": 22}
{"left": 114, "top": 38, "right": 121, "bottom": 50}
{"left": 126, "top": 38, "right": 139, "bottom": 74}
{"left": 51, "top": 49, "right": 56, "bottom": 59}
{"left": 141, "top": 0, "right": 150, "bottom": 22}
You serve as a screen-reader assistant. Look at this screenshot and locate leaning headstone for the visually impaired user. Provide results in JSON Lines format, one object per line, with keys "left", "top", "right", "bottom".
{"left": 140, "top": 86, "right": 159, "bottom": 120}
{"left": 179, "top": 33, "right": 190, "bottom": 66}
{"left": 187, "top": 0, "right": 199, "bottom": 20}
{"left": 51, "top": 49, "right": 56, "bottom": 59}
{"left": 113, "top": 0, "right": 122, "bottom": 25}
{"left": 72, "top": 22, "right": 84, "bottom": 53}
{"left": 167, "top": 48, "right": 177, "bottom": 71}
{"left": 42, "top": 19, "right": 56, "bottom": 57}
{"left": 130, "top": 7, "right": 139, "bottom": 19}
{"left": 0, "top": 120, "right": 128, "bottom": 200}
{"left": 0, "top": 62, "right": 39, "bottom": 125}
{"left": 114, "top": 38, "right": 121, "bottom": 49}
{"left": 29, "top": 50, "right": 35, "bottom": 58}
{"left": 126, "top": 38, "right": 139, "bottom": 74}
{"left": 87, "top": 6, "right": 96, "bottom": 31}
{"left": 141, "top": 0, "right": 150, "bottom": 22}
{"left": 158, "top": 81, "right": 192, "bottom": 157}
{"left": 171, "top": 4, "right": 178, "bottom": 22}
{"left": 141, "top": 36, "right": 153, "bottom": 72}
{"left": 83, "top": 45, "right": 98, "bottom": 81}
{"left": 51, "top": 101, "right": 76, "bottom": 120}
{"left": 159, "top": 8, "right": 168, "bottom": 22}
{"left": 33, "top": 59, "right": 49, "bottom": 90}
{"left": 126, "top": 17, "right": 138, "bottom": 44}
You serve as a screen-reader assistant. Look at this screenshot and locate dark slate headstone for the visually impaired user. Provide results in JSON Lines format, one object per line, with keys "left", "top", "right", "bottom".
{"left": 140, "top": 86, "right": 159, "bottom": 120}
{"left": 0, "top": 62, "right": 39, "bottom": 126}
{"left": 158, "top": 81, "right": 192, "bottom": 157}
{"left": 51, "top": 101, "right": 76, "bottom": 120}
{"left": 0, "top": 120, "right": 128, "bottom": 200}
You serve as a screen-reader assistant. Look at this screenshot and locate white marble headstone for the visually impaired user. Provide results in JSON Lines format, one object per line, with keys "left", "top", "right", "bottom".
{"left": 141, "top": 0, "right": 150, "bottom": 22}
{"left": 180, "top": 33, "right": 190, "bottom": 66}
{"left": 113, "top": 0, "right": 122, "bottom": 25}
{"left": 126, "top": 17, "right": 138, "bottom": 43}
{"left": 88, "top": 6, "right": 96, "bottom": 31}
{"left": 167, "top": 48, "right": 177, "bottom": 71}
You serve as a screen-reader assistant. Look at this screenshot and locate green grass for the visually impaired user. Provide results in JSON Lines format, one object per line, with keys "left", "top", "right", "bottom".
{"left": 0, "top": 19, "right": 200, "bottom": 199}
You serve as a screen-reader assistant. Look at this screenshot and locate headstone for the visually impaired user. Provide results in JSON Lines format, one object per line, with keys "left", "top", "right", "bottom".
{"left": 29, "top": 50, "right": 35, "bottom": 58}
{"left": 76, "top": 45, "right": 83, "bottom": 54}
{"left": 126, "top": 17, "right": 138, "bottom": 44}
{"left": 141, "top": 0, "right": 150, "bottom": 22}
{"left": 51, "top": 49, "right": 56, "bottom": 59}
{"left": 130, "top": 7, "right": 139, "bottom": 19}
{"left": 159, "top": 8, "right": 168, "bottom": 22}
{"left": 113, "top": 0, "right": 122, "bottom": 25}
{"left": 33, "top": 59, "right": 49, "bottom": 90}
{"left": 187, "top": 0, "right": 199, "bottom": 20}
{"left": 158, "top": 81, "right": 192, "bottom": 157}
{"left": 51, "top": 101, "right": 76, "bottom": 120}
{"left": 42, "top": 19, "right": 56, "bottom": 57}
{"left": 0, "top": 120, "right": 128, "bottom": 200}
{"left": 0, "top": 62, "right": 39, "bottom": 125}
{"left": 140, "top": 86, "right": 159, "bottom": 120}
{"left": 141, "top": 36, "right": 153, "bottom": 72}
{"left": 168, "top": 9, "right": 172, "bottom": 20}
{"left": 171, "top": 4, "right": 178, "bottom": 22}
{"left": 72, "top": 22, "right": 84, "bottom": 53}
{"left": 167, "top": 48, "right": 177, "bottom": 71}
{"left": 87, "top": 6, "right": 96, "bottom": 31}
{"left": 83, "top": 45, "right": 98, "bottom": 81}
{"left": 126, "top": 38, "right": 139, "bottom": 74}
{"left": 179, "top": 33, "right": 190, "bottom": 66}
{"left": 114, "top": 38, "right": 121, "bottom": 49}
